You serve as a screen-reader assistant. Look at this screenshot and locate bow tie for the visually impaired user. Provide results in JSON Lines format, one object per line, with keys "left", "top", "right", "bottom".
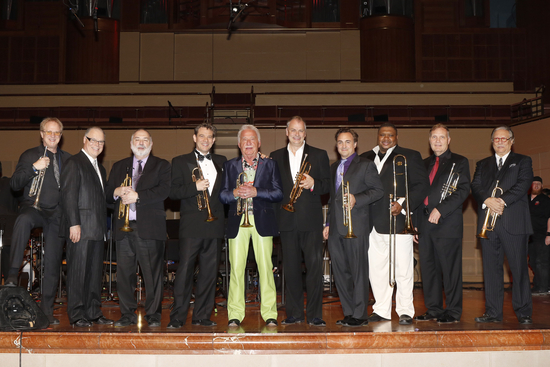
{"left": 196, "top": 150, "right": 211, "bottom": 162}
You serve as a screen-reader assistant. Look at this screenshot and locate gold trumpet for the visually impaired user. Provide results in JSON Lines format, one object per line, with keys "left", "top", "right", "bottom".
{"left": 29, "top": 146, "right": 48, "bottom": 211}
{"left": 192, "top": 165, "right": 217, "bottom": 222}
{"left": 477, "top": 180, "right": 503, "bottom": 239}
{"left": 342, "top": 181, "right": 356, "bottom": 239}
{"left": 236, "top": 172, "right": 253, "bottom": 228}
{"left": 283, "top": 154, "right": 311, "bottom": 212}
{"left": 118, "top": 170, "right": 133, "bottom": 232}
{"left": 439, "top": 163, "right": 460, "bottom": 203}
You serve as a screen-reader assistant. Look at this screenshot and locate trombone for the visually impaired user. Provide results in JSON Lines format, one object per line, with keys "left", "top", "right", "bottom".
{"left": 476, "top": 180, "right": 503, "bottom": 239}
{"left": 118, "top": 170, "right": 133, "bottom": 232}
{"left": 283, "top": 153, "right": 311, "bottom": 212}
{"left": 440, "top": 163, "right": 460, "bottom": 203}
{"left": 342, "top": 181, "right": 356, "bottom": 239}
{"left": 236, "top": 172, "right": 253, "bottom": 228}
{"left": 192, "top": 165, "right": 217, "bottom": 222}
{"left": 29, "top": 146, "right": 48, "bottom": 211}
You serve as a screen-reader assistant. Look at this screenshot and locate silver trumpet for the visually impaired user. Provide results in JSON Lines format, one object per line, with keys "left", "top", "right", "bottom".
{"left": 236, "top": 172, "right": 253, "bottom": 228}
{"left": 29, "top": 146, "right": 48, "bottom": 211}
{"left": 439, "top": 163, "right": 460, "bottom": 203}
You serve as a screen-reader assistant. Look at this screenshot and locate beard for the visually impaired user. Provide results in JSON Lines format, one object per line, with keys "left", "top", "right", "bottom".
{"left": 532, "top": 188, "right": 543, "bottom": 196}
{"left": 131, "top": 143, "right": 152, "bottom": 158}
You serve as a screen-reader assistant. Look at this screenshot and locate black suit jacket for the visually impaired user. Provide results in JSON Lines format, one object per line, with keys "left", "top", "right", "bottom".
{"left": 220, "top": 156, "right": 283, "bottom": 238}
{"left": 106, "top": 155, "right": 171, "bottom": 241}
{"left": 60, "top": 151, "right": 107, "bottom": 241}
{"left": 270, "top": 144, "right": 331, "bottom": 232}
{"left": 471, "top": 152, "right": 533, "bottom": 235}
{"left": 328, "top": 154, "right": 384, "bottom": 237}
{"left": 169, "top": 152, "right": 226, "bottom": 239}
{"left": 361, "top": 146, "right": 429, "bottom": 234}
{"left": 418, "top": 150, "right": 470, "bottom": 238}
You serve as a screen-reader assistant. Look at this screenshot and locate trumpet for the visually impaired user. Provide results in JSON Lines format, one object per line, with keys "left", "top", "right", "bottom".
{"left": 29, "top": 147, "right": 48, "bottom": 211}
{"left": 192, "top": 165, "right": 217, "bottom": 222}
{"left": 476, "top": 180, "right": 503, "bottom": 239}
{"left": 283, "top": 153, "right": 311, "bottom": 212}
{"left": 393, "top": 154, "right": 417, "bottom": 235}
{"left": 342, "top": 181, "right": 356, "bottom": 239}
{"left": 236, "top": 172, "right": 253, "bottom": 228}
{"left": 118, "top": 170, "right": 133, "bottom": 232}
{"left": 439, "top": 163, "right": 460, "bottom": 203}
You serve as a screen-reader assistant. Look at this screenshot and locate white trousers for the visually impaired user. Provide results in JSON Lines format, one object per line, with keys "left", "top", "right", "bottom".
{"left": 368, "top": 228, "right": 415, "bottom": 319}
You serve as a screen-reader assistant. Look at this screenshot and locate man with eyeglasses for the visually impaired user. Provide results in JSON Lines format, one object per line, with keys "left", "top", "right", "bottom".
{"left": 471, "top": 126, "right": 534, "bottom": 324}
{"left": 6, "top": 117, "right": 70, "bottom": 326}
{"left": 60, "top": 127, "right": 113, "bottom": 327}
{"left": 105, "top": 129, "right": 171, "bottom": 328}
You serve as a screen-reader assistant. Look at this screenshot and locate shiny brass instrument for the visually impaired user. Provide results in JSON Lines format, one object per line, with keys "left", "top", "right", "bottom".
{"left": 393, "top": 154, "right": 418, "bottom": 235}
{"left": 389, "top": 193, "right": 396, "bottom": 287}
{"left": 236, "top": 172, "right": 253, "bottom": 228}
{"left": 192, "top": 165, "right": 217, "bottom": 222}
{"left": 439, "top": 163, "right": 460, "bottom": 203}
{"left": 118, "top": 170, "right": 133, "bottom": 232}
{"left": 342, "top": 181, "right": 357, "bottom": 239}
{"left": 283, "top": 153, "right": 311, "bottom": 212}
{"left": 29, "top": 147, "right": 48, "bottom": 211}
{"left": 476, "top": 180, "right": 503, "bottom": 239}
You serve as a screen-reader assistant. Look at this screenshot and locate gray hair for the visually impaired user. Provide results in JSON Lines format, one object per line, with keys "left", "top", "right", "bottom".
{"left": 238, "top": 124, "right": 261, "bottom": 143}
{"left": 84, "top": 126, "right": 105, "bottom": 138}
{"left": 491, "top": 126, "right": 514, "bottom": 141}
{"left": 131, "top": 129, "right": 153, "bottom": 143}
{"left": 286, "top": 116, "right": 307, "bottom": 130}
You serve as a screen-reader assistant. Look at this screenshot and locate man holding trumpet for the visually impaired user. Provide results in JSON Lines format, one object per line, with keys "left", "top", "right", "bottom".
{"left": 323, "top": 128, "right": 384, "bottom": 327}
{"left": 106, "top": 129, "right": 171, "bottom": 327}
{"left": 167, "top": 122, "right": 226, "bottom": 329}
{"left": 471, "top": 126, "right": 533, "bottom": 324}
{"left": 271, "top": 116, "right": 331, "bottom": 327}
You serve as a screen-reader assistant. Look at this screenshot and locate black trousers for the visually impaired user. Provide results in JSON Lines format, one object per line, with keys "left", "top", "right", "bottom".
{"left": 8, "top": 206, "right": 65, "bottom": 316}
{"left": 528, "top": 235, "right": 550, "bottom": 292}
{"left": 66, "top": 239, "right": 105, "bottom": 323}
{"left": 280, "top": 230, "right": 324, "bottom": 321}
{"left": 170, "top": 237, "right": 222, "bottom": 323}
{"left": 116, "top": 222, "right": 165, "bottom": 322}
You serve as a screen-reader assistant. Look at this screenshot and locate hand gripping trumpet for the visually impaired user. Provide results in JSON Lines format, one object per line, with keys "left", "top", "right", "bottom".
{"left": 118, "top": 168, "right": 133, "bottom": 232}
{"left": 476, "top": 180, "right": 503, "bottom": 239}
{"left": 283, "top": 153, "right": 311, "bottom": 212}
{"left": 192, "top": 165, "right": 217, "bottom": 222}
{"left": 236, "top": 172, "right": 253, "bottom": 228}
{"left": 342, "top": 181, "right": 357, "bottom": 239}
{"left": 29, "top": 146, "right": 48, "bottom": 211}
{"left": 439, "top": 163, "right": 460, "bottom": 203}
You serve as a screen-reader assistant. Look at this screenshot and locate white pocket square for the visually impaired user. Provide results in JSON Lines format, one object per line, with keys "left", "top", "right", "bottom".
{"left": 509, "top": 163, "right": 516, "bottom": 168}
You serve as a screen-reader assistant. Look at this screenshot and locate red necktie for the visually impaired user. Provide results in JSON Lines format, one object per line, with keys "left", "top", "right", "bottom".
{"left": 424, "top": 156, "right": 439, "bottom": 206}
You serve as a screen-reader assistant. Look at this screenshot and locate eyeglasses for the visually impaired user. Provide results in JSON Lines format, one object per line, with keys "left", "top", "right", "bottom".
{"left": 492, "top": 137, "right": 512, "bottom": 143}
{"left": 42, "top": 131, "right": 62, "bottom": 136}
{"left": 86, "top": 136, "right": 105, "bottom": 146}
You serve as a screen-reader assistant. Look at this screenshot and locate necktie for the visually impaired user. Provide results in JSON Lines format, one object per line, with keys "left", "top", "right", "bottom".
{"left": 93, "top": 160, "right": 103, "bottom": 191}
{"left": 498, "top": 157, "right": 503, "bottom": 171}
{"left": 335, "top": 159, "right": 347, "bottom": 191}
{"left": 52, "top": 152, "right": 60, "bottom": 188}
{"left": 424, "top": 156, "right": 439, "bottom": 206}
{"left": 131, "top": 160, "right": 143, "bottom": 212}
{"left": 196, "top": 150, "right": 212, "bottom": 161}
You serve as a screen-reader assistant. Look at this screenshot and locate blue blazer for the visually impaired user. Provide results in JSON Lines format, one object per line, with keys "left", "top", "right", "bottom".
{"left": 220, "top": 156, "right": 283, "bottom": 238}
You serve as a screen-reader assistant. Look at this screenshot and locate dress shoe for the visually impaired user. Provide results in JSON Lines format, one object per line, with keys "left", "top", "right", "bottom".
{"left": 308, "top": 318, "right": 326, "bottom": 327}
{"left": 47, "top": 315, "right": 60, "bottom": 325}
{"left": 518, "top": 316, "right": 533, "bottom": 325}
{"left": 114, "top": 316, "right": 137, "bottom": 327}
{"left": 167, "top": 319, "right": 184, "bottom": 329}
{"left": 414, "top": 312, "right": 438, "bottom": 321}
{"left": 368, "top": 313, "right": 391, "bottom": 322}
{"left": 92, "top": 316, "right": 114, "bottom": 325}
{"left": 281, "top": 316, "right": 304, "bottom": 325}
{"left": 192, "top": 319, "right": 217, "bottom": 326}
{"left": 344, "top": 318, "right": 368, "bottom": 327}
{"left": 437, "top": 313, "right": 460, "bottom": 324}
{"left": 228, "top": 319, "right": 241, "bottom": 327}
{"left": 474, "top": 314, "right": 501, "bottom": 323}
{"left": 5, "top": 275, "right": 17, "bottom": 287}
{"left": 531, "top": 289, "right": 547, "bottom": 296}
{"left": 73, "top": 319, "right": 92, "bottom": 327}
{"left": 399, "top": 314, "right": 413, "bottom": 325}
{"left": 266, "top": 318, "right": 278, "bottom": 327}
{"left": 146, "top": 317, "right": 161, "bottom": 327}
{"left": 336, "top": 315, "right": 352, "bottom": 325}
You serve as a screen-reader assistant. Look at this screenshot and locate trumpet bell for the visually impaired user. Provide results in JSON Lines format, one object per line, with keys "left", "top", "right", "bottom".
{"left": 476, "top": 229, "right": 489, "bottom": 239}
{"left": 120, "top": 223, "right": 133, "bottom": 232}
{"left": 282, "top": 203, "right": 295, "bottom": 212}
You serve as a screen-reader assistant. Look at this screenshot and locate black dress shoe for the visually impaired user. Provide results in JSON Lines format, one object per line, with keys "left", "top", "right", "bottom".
{"left": 368, "top": 313, "right": 391, "bottom": 322}
{"left": 414, "top": 312, "right": 438, "bottom": 321}
{"left": 145, "top": 316, "right": 161, "bottom": 327}
{"left": 228, "top": 319, "right": 241, "bottom": 327}
{"left": 73, "top": 319, "right": 92, "bottom": 327}
{"left": 437, "top": 314, "right": 460, "bottom": 324}
{"left": 518, "top": 316, "right": 533, "bottom": 324}
{"left": 167, "top": 319, "right": 184, "bottom": 329}
{"left": 47, "top": 315, "right": 60, "bottom": 325}
{"left": 192, "top": 319, "right": 217, "bottom": 326}
{"left": 281, "top": 316, "right": 304, "bottom": 325}
{"left": 266, "top": 318, "right": 278, "bottom": 327}
{"left": 336, "top": 315, "right": 352, "bottom": 325}
{"left": 399, "top": 314, "right": 413, "bottom": 325}
{"left": 308, "top": 318, "right": 326, "bottom": 327}
{"left": 114, "top": 316, "right": 137, "bottom": 327}
{"left": 344, "top": 318, "right": 368, "bottom": 327}
{"left": 92, "top": 316, "right": 114, "bottom": 325}
{"left": 474, "top": 314, "right": 501, "bottom": 323}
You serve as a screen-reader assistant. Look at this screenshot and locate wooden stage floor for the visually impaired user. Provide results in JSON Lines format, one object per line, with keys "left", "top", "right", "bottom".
{"left": 1, "top": 287, "right": 550, "bottom": 354}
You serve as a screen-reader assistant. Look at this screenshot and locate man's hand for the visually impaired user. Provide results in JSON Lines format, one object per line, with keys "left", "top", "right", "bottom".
{"left": 236, "top": 183, "right": 257, "bottom": 199}
{"left": 428, "top": 208, "right": 441, "bottom": 224}
{"left": 323, "top": 226, "right": 329, "bottom": 240}
{"left": 344, "top": 193, "right": 356, "bottom": 210}
{"left": 390, "top": 201, "right": 402, "bottom": 216}
{"left": 299, "top": 173, "right": 315, "bottom": 190}
{"left": 484, "top": 197, "right": 505, "bottom": 216}
{"left": 545, "top": 236, "right": 550, "bottom": 246}
{"left": 33, "top": 156, "right": 50, "bottom": 171}
{"left": 69, "top": 225, "right": 81, "bottom": 244}
{"left": 196, "top": 178, "right": 210, "bottom": 192}
{"left": 121, "top": 189, "right": 138, "bottom": 205}
{"left": 114, "top": 186, "right": 131, "bottom": 198}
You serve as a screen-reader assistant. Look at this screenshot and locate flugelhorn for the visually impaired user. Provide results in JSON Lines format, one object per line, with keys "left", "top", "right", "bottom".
{"left": 236, "top": 172, "right": 253, "bottom": 228}
{"left": 440, "top": 163, "right": 460, "bottom": 203}
{"left": 118, "top": 169, "right": 133, "bottom": 232}
{"left": 192, "top": 165, "right": 217, "bottom": 222}
{"left": 283, "top": 153, "right": 311, "bottom": 212}
{"left": 29, "top": 146, "right": 48, "bottom": 211}
{"left": 393, "top": 154, "right": 418, "bottom": 235}
{"left": 476, "top": 180, "right": 503, "bottom": 239}
{"left": 342, "top": 181, "right": 356, "bottom": 239}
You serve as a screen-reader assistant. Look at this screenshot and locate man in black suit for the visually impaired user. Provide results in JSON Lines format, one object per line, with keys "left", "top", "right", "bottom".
{"left": 106, "top": 129, "right": 171, "bottom": 328}
{"left": 471, "top": 125, "right": 534, "bottom": 324}
{"left": 322, "top": 128, "right": 384, "bottom": 327}
{"left": 220, "top": 125, "right": 283, "bottom": 327}
{"left": 5, "top": 118, "right": 70, "bottom": 325}
{"left": 361, "top": 123, "right": 429, "bottom": 325}
{"left": 167, "top": 122, "right": 227, "bottom": 329}
{"left": 60, "top": 127, "right": 113, "bottom": 327}
{"left": 528, "top": 176, "right": 550, "bottom": 295}
{"left": 414, "top": 124, "right": 470, "bottom": 324}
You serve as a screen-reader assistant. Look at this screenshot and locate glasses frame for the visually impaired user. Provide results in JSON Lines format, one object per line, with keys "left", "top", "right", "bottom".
{"left": 85, "top": 136, "right": 105, "bottom": 146}
{"left": 42, "top": 130, "right": 62, "bottom": 136}
{"left": 492, "top": 137, "right": 512, "bottom": 143}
